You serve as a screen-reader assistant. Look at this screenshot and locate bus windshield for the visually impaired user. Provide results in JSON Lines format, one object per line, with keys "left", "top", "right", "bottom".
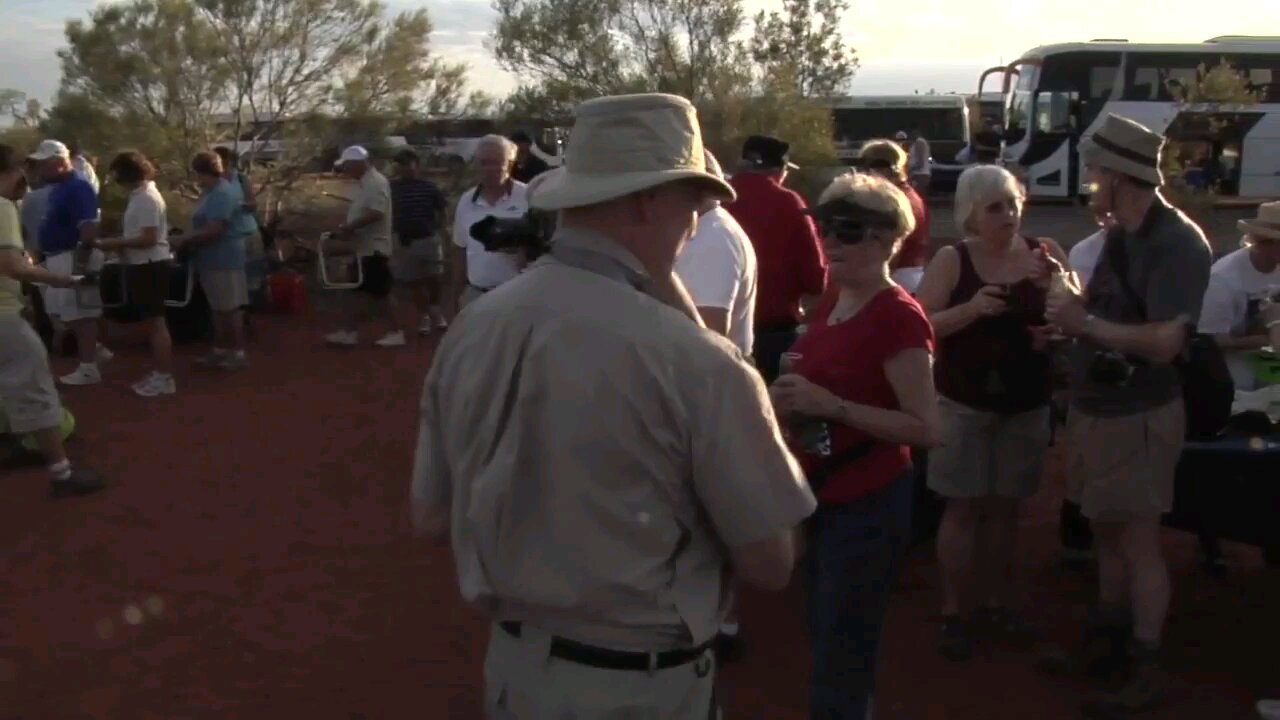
{"left": 831, "top": 107, "right": 967, "bottom": 143}
{"left": 1004, "top": 65, "right": 1038, "bottom": 144}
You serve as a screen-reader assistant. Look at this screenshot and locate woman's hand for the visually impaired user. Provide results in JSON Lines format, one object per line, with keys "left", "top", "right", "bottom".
{"left": 771, "top": 374, "right": 840, "bottom": 418}
{"left": 966, "top": 285, "right": 1008, "bottom": 319}
{"left": 1022, "top": 245, "right": 1065, "bottom": 288}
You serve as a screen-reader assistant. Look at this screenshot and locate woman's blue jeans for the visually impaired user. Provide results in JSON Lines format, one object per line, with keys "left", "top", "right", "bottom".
{"left": 806, "top": 472, "right": 914, "bottom": 720}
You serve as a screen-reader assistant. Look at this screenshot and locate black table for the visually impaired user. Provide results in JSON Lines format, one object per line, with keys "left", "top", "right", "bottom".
{"left": 1164, "top": 433, "right": 1280, "bottom": 563}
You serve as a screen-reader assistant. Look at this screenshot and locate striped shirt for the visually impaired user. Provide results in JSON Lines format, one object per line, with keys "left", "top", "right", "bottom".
{"left": 391, "top": 177, "right": 446, "bottom": 243}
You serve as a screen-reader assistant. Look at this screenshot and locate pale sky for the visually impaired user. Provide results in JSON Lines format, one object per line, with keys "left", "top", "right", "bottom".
{"left": 0, "top": 0, "right": 1272, "bottom": 108}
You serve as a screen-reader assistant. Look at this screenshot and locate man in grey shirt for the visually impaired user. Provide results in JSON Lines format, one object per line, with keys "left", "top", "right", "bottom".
{"left": 1046, "top": 114, "right": 1212, "bottom": 716}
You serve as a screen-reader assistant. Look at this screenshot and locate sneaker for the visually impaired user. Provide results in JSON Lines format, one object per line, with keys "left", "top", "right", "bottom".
{"left": 1258, "top": 699, "right": 1280, "bottom": 720}
{"left": 375, "top": 331, "right": 407, "bottom": 347}
{"left": 325, "top": 330, "right": 359, "bottom": 346}
{"left": 50, "top": 466, "right": 106, "bottom": 499}
{"left": 132, "top": 373, "right": 176, "bottom": 397}
{"left": 1082, "top": 642, "right": 1167, "bottom": 716}
{"left": 938, "top": 615, "right": 975, "bottom": 662}
{"left": 195, "top": 351, "right": 229, "bottom": 368}
{"left": 1038, "top": 608, "right": 1132, "bottom": 683}
{"left": 418, "top": 317, "right": 435, "bottom": 336}
{"left": 978, "top": 606, "right": 1039, "bottom": 650}
{"left": 96, "top": 344, "right": 114, "bottom": 363}
{"left": 59, "top": 364, "right": 101, "bottom": 386}
{"left": 217, "top": 353, "right": 249, "bottom": 370}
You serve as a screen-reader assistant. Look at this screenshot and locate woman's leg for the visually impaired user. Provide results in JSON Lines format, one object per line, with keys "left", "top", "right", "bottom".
{"left": 808, "top": 474, "right": 913, "bottom": 719}
{"left": 937, "top": 498, "right": 980, "bottom": 617}
{"left": 149, "top": 315, "right": 173, "bottom": 376}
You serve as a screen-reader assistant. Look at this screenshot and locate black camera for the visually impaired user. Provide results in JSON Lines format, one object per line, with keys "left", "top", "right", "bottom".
{"left": 1088, "top": 350, "right": 1136, "bottom": 386}
{"left": 469, "top": 211, "right": 555, "bottom": 260}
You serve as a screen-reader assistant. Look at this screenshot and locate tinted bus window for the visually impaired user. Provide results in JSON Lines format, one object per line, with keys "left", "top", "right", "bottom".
{"left": 1123, "top": 53, "right": 1212, "bottom": 101}
{"left": 832, "top": 108, "right": 966, "bottom": 142}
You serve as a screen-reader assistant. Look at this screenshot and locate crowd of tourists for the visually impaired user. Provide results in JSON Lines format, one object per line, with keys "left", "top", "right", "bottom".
{"left": 2, "top": 91, "right": 1278, "bottom": 719}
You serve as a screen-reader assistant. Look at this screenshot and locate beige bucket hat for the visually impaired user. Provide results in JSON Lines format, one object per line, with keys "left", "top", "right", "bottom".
{"left": 1239, "top": 201, "right": 1280, "bottom": 242}
{"left": 527, "top": 93, "right": 735, "bottom": 211}
{"left": 1080, "top": 113, "right": 1165, "bottom": 186}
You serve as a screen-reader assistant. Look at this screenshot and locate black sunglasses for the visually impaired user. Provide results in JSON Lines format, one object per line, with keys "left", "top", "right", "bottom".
{"left": 812, "top": 201, "right": 899, "bottom": 244}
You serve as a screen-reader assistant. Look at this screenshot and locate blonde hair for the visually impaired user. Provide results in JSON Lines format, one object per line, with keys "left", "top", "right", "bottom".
{"left": 817, "top": 172, "right": 916, "bottom": 245}
{"left": 858, "top": 138, "right": 909, "bottom": 181}
{"left": 474, "top": 134, "right": 517, "bottom": 164}
{"left": 954, "top": 164, "right": 1024, "bottom": 234}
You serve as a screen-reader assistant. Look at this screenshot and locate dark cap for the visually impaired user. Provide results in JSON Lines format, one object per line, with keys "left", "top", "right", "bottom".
{"left": 741, "top": 135, "right": 799, "bottom": 170}
{"left": 509, "top": 129, "right": 533, "bottom": 144}
{"left": 393, "top": 148, "right": 420, "bottom": 164}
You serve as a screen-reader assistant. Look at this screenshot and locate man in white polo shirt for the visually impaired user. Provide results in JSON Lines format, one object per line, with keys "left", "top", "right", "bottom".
{"left": 325, "top": 145, "right": 400, "bottom": 347}
{"left": 450, "top": 135, "right": 529, "bottom": 312}
{"left": 675, "top": 149, "right": 757, "bottom": 355}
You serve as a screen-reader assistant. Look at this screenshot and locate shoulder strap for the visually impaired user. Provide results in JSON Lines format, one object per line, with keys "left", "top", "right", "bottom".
{"left": 807, "top": 440, "right": 877, "bottom": 492}
{"left": 1104, "top": 231, "right": 1147, "bottom": 320}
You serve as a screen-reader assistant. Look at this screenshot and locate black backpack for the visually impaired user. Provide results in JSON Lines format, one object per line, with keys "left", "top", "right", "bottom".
{"left": 1105, "top": 235, "right": 1234, "bottom": 440}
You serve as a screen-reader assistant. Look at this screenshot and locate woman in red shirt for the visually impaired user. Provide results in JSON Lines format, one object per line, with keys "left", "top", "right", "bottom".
{"left": 770, "top": 172, "right": 941, "bottom": 719}
{"left": 857, "top": 139, "right": 931, "bottom": 286}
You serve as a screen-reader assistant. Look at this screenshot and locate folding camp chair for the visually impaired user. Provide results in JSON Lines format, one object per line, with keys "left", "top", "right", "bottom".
{"left": 317, "top": 232, "right": 364, "bottom": 290}
{"left": 165, "top": 259, "right": 195, "bottom": 308}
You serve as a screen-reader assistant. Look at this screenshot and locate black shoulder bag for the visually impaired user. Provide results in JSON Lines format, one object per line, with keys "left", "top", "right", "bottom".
{"left": 805, "top": 440, "right": 877, "bottom": 494}
{"left": 1103, "top": 236, "right": 1233, "bottom": 440}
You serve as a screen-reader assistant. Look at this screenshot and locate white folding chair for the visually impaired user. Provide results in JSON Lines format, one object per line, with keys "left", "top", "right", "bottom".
{"left": 165, "top": 260, "right": 195, "bottom": 308}
{"left": 317, "top": 232, "right": 363, "bottom": 290}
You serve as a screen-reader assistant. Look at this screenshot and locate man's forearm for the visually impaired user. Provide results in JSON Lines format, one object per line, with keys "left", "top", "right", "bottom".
{"left": 1084, "top": 315, "right": 1185, "bottom": 364}
{"left": 1213, "top": 333, "right": 1269, "bottom": 351}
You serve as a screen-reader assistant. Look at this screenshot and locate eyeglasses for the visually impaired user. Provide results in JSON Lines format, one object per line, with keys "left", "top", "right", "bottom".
{"left": 813, "top": 201, "right": 900, "bottom": 244}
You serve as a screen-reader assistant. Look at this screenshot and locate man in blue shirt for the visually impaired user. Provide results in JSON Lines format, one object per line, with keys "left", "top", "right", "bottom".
{"left": 32, "top": 139, "right": 110, "bottom": 386}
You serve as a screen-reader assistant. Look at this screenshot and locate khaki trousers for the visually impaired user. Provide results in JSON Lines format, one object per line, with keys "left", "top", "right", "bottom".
{"left": 483, "top": 623, "right": 719, "bottom": 720}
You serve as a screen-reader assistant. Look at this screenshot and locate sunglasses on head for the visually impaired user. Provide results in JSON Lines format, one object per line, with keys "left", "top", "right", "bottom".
{"left": 813, "top": 201, "right": 898, "bottom": 244}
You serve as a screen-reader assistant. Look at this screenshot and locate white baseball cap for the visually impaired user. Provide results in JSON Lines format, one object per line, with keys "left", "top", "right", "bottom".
{"left": 334, "top": 145, "right": 369, "bottom": 169}
{"left": 30, "top": 140, "right": 71, "bottom": 161}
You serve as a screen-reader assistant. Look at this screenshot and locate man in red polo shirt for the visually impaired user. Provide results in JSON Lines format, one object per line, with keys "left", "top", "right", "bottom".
{"left": 725, "top": 135, "right": 827, "bottom": 382}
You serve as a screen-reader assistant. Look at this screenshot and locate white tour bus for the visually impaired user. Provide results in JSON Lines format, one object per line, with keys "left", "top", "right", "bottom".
{"left": 980, "top": 37, "right": 1280, "bottom": 200}
{"left": 828, "top": 95, "right": 970, "bottom": 162}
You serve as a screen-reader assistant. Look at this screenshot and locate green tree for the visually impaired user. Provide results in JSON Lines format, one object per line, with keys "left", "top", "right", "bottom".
{"left": 0, "top": 90, "right": 42, "bottom": 127}
{"left": 490, "top": 0, "right": 748, "bottom": 108}
{"left": 1160, "top": 58, "right": 1261, "bottom": 217}
{"left": 747, "top": 0, "right": 857, "bottom": 98}
{"left": 52, "top": 0, "right": 230, "bottom": 175}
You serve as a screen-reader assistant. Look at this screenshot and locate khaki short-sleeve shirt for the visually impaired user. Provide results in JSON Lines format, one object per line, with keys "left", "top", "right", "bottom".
{"left": 412, "top": 227, "right": 815, "bottom": 651}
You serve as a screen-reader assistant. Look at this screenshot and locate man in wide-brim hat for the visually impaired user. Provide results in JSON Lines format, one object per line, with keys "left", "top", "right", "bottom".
{"left": 411, "top": 93, "right": 816, "bottom": 718}
{"left": 1198, "top": 200, "right": 1280, "bottom": 390}
{"left": 1045, "top": 113, "right": 1214, "bottom": 715}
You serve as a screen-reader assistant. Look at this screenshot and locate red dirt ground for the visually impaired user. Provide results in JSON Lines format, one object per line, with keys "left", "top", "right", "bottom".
{"left": 1, "top": 311, "right": 1275, "bottom": 719}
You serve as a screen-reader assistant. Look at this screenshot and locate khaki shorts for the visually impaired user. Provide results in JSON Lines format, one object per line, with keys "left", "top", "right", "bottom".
{"left": 0, "top": 316, "right": 63, "bottom": 435}
{"left": 391, "top": 236, "right": 445, "bottom": 283}
{"left": 483, "top": 622, "right": 717, "bottom": 720}
{"left": 1066, "top": 399, "right": 1185, "bottom": 522}
{"left": 198, "top": 268, "right": 249, "bottom": 313}
{"left": 927, "top": 396, "right": 1051, "bottom": 499}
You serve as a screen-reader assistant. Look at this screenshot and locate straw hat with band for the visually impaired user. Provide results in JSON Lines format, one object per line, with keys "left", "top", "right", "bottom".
{"left": 528, "top": 94, "right": 735, "bottom": 211}
{"left": 1080, "top": 113, "right": 1165, "bottom": 187}
{"left": 1238, "top": 201, "right": 1280, "bottom": 242}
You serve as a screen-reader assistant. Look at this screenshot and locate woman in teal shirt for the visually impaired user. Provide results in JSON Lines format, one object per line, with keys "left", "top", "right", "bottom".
{"left": 172, "top": 151, "right": 250, "bottom": 370}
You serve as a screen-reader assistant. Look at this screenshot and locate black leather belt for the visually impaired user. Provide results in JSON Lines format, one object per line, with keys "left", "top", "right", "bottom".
{"left": 498, "top": 621, "right": 711, "bottom": 672}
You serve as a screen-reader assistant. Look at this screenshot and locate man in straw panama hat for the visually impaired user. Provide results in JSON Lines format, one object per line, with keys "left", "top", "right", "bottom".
{"left": 1198, "top": 200, "right": 1280, "bottom": 390}
{"left": 411, "top": 93, "right": 815, "bottom": 718}
{"left": 1044, "top": 113, "right": 1213, "bottom": 715}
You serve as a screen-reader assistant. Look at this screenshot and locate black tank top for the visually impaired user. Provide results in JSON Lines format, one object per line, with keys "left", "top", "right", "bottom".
{"left": 935, "top": 238, "right": 1052, "bottom": 414}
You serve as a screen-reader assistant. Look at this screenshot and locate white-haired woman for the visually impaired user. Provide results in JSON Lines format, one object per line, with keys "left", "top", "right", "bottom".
{"left": 770, "top": 172, "right": 941, "bottom": 718}
{"left": 915, "top": 164, "right": 1069, "bottom": 661}
{"left": 449, "top": 134, "right": 529, "bottom": 313}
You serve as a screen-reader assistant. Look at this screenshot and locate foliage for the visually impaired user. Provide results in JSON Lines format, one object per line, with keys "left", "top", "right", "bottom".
{"left": 1160, "top": 58, "right": 1261, "bottom": 217}
{"left": 490, "top": 0, "right": 750, "bottom": 107}
{"left": 0, "top": 89, "right": 43, "bottom": 128}
{"left": 746, "top": 0, "right": 857, "bottom": 99}
{"left": 53, "top": 0, "right": 230, "bottom": 175}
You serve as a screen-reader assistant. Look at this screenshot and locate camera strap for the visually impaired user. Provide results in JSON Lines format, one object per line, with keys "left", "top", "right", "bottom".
{"left": 1103, "top": 230, "right": 1147, "bottom": 319}
{"left": 548, "top": 242, "right": 648, "bottom": 292}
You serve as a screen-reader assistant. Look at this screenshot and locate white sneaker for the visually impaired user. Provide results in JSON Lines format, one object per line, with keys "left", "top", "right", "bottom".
{"left": 324, "top": 331, "right": 359, "bottom": 346}
{"left": 96, "top": 344, "right": 114, "bottom": 363}
{"left": 376, "top": 331, "right": 407, "bottom": 347}
{"left": 60, "top": 364, "right": 102, "bottom": 386}
{"left": 1259, "top": 700, "right": 1280, "bottom": 720}
{"left": 133, "top": 373, "right": 176, "bottom": 397}
{"left": 418, "top": 317, "right": 434, "bottom": 336}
